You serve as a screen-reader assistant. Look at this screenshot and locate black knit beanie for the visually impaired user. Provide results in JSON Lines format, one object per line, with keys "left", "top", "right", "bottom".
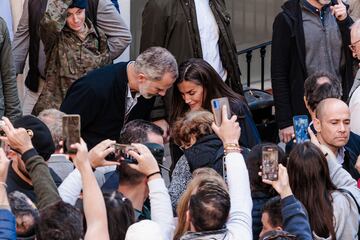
{"left": 69, "top": 0, "right": 87, "bottom": 9}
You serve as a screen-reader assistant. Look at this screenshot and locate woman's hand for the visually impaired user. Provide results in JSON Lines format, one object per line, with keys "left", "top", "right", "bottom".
{"left": 261, "top": 164, "right": 293, "bottom": 199}
{"left": 71, "top": 138, "right": 90, "bottom": 172}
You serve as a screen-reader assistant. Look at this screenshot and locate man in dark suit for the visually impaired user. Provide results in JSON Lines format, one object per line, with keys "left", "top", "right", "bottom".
{"left": 60, "top": 47, "right": 178, "bottom": 149}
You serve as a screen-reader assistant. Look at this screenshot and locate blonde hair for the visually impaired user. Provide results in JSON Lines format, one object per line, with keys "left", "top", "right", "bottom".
{"left": 171, "top": 110, "right": 214, "bottom": 148}
{"left": 173, "top": 169, "right": 227, "bottom": 240}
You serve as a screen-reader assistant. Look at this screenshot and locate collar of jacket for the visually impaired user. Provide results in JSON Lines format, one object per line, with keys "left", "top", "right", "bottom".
{"left": 260, "top": 230, "right": 296, "bottom": 240}
{"left": 180, "top": 228, "right": 228, "bottom": 240}
{"left": 179, "top": 0, "right": 203, "bottom": 58}
{"left": 184, "top": 134, "right": 224, "bottom": 174}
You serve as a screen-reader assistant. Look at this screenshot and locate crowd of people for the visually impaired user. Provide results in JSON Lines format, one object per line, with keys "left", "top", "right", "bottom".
{"left": 1, "top": 0, "right": 360, "bottom": 239}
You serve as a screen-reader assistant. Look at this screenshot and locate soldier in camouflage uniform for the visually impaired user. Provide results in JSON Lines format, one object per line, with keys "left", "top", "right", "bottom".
{"left": 32, "top": 0, "right": 111, "bottom": 115}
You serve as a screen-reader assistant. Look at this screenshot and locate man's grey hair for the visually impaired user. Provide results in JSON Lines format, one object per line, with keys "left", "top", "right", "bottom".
{"left": 134, "top": 47, "right": 178, "bottom": 81}
{"left": 38, "top": 109, "right": 65, "bottom": 151}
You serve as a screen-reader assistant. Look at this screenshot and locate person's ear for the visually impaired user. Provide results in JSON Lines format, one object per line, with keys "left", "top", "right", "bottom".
{"left": 313, "top": 118, "right": 321, "bottom": 133}
{"left": 275, "top": 226, "right": 283, "bottom": 231}
{"left": 186, "top": 209, "right": 191, "bottom": 224}
{"left": 138, "top": 73, "right": 147, "bottom": 83}
{"left": 304, "top": 96, "right": 309, "bottom": 109}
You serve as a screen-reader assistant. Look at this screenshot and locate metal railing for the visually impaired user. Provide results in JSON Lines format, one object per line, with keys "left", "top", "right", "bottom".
{"left": 237, "top": 41, "right": 272, "bottom": 90}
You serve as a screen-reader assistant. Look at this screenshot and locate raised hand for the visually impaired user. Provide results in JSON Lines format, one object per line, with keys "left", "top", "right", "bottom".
{"left": 262, "top": 164, "right": 292, "bottom": 199}
{"left": 88, "top": 139, "right": 120, "bottom": 168}
{"left": 331, "top": 0, "right": 347, "bottom": 21}
{"left": 127, "top": 143, "right": 160, "bottom": 178}
{"left": 70, "top": 138, "right": 90, "bottom": 171}
{"left": 0, "top": 117, "right": 33, "bottom": 154}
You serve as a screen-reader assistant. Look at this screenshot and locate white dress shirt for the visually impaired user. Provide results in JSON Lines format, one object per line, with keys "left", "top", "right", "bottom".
{"left": 194, "top": 0, "right": 227, "bottom": 80}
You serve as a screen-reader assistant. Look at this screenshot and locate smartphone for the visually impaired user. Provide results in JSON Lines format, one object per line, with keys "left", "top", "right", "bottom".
{"left": 293, "top": 115, "right": 309, "bottom": 144}
{"left": 211, "top": 97, "right": 231, "bottom": 126}
{"left": 109, "top": 144, "right": 138, "bottom": 164}
{"left": 262, "top": 146, "right": 279, "bottom": 181}
{"left": 62, "top": 115, "right": 81, "bottom": 154}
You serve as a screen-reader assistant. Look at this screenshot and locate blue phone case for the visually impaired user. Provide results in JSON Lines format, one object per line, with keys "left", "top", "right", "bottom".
{"left": 293, "top": 115, "right": 309, "bottom": 144}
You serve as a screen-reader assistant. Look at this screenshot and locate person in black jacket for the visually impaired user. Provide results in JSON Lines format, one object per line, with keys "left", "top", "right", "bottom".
{"left": 245, "top": 143, "right": 287, "bottom": 240}
{"left": 170, "top": 58, "right": 260, "bottom": 168}
{"left": 271, "top": 0, "right": 354, "bottom": 144}
{"left": 60, "top": 47, "right": 178, "bottom": 149}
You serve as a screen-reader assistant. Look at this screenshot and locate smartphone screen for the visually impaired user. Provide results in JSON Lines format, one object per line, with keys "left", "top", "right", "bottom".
{"left": 262, "top": 146, "right": 279, "bottom": 181}
{"left": 211, "top": 97, "right": 231, "bottom": 126}
{"left": 293, "top": 115, "right": 309, "bottom": 144}
{"left": 115, "top": 144, "right": 138, "bottom": 164}
{"left": 62, "top": 115, "right": 81, "bottom": 154}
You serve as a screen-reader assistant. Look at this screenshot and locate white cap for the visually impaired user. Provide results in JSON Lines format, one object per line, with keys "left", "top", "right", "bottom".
{"left": 125, "top": 220, "right": 164, "bottom": 240}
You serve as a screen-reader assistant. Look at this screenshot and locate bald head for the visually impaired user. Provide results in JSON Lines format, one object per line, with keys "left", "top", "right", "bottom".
{"left": 316, "top": 98, "right": 349, "bottom": 120}
{"left": 314, "top": 98, "right": 350, "bottom": 152}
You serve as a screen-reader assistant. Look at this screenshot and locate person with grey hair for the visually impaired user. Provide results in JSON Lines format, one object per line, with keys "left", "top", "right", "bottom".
{"left": 60, "top": 47, "right": 178, "bottom": 149}
{"left": 38, "top": 108, "right": 65, "bottom": 151}
{"left": 38, "top": 108, "right": 75, "bottom": 180}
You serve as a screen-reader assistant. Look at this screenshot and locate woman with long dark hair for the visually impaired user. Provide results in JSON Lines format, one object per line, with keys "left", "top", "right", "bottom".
{"left": 170, "top": 58, "right": 260, "bottom": 164}
{"left": 287, "top": 142, "right": 359, "bottom": 239}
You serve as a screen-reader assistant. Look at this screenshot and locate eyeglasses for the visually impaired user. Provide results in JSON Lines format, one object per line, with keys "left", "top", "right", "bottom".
{"left": 349, "top": 39, "right": 360, "bottom": 52}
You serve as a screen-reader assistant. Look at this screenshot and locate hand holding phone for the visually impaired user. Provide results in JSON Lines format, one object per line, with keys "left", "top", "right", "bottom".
{"left": 262, "top": 146, "right": 279, "bottom": 181}
{"left": 108, "top": 144, "right": 138, "bottom": 164}
{"left": 126, "top": 143, "right": 161, "bottom": 177}
{"left": 63, "top": 115, "right": 81, "bottom": 154}
{"left": 211, "top": 97, "right": 231, "bottom": 126}
{"left": 262, "top": 164, "right": 292, "bottom": 199}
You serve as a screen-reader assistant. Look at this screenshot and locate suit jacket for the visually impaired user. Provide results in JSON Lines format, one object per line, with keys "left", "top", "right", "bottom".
{"left": 60, "top": 62, "right": 153, "bottom": 149}
{"left": 60, "top": 62, "right": 128, "bottom": 149}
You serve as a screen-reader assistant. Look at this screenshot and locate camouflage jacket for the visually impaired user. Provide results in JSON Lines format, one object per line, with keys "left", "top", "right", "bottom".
{"left": 33, "top": 0, "right": 111, "bottom": 115}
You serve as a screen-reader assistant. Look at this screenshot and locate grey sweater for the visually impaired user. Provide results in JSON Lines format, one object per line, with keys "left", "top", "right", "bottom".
{"left": 313, "top": 153, "right": 360, "bottom": 240}
{"left": 302, "top": 2, "right": 343, "bottom": 82}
